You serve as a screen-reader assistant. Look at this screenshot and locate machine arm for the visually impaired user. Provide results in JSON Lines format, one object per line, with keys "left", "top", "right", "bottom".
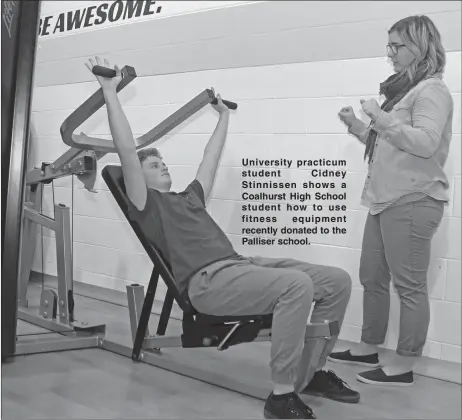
{"left": 29, "top": 64, "right": 238, "bottom": 191}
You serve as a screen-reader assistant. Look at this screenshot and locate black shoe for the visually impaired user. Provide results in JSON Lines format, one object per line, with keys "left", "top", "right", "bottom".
{"left": 264, "top": 392, "right": 316, "bottom": 419}
{"left": 357, "top": 368, "right": 414, "bottom": 386}
{"left": 328, "top": 349, "right": 380, "bottom": 367}
{"left": 302, "top": 370, "right": 360, "bottom": 403}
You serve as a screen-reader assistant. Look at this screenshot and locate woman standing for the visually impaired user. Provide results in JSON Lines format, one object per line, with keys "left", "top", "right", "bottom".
{"left": 330, "top": 15, "right": 454, "bottom": 386}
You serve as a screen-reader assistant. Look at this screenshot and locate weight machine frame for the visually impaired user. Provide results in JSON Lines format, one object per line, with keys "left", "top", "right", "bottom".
{"left": 12, "top": 62, "right": 337, "bottom": 402}
{"left": 14, "top": 65, "right": 232, "bottom": 356}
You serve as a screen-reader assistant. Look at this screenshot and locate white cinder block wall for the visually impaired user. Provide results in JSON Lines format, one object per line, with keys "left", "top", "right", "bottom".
{"left": 30, "top": 1, "right": 461, "bottom": 363}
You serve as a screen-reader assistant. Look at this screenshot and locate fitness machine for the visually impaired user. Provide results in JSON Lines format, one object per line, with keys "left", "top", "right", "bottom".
{"left": 16, "top": 65, "right": 136, "bottom": 354}
{"left": 18, "top": 63, "right": 338, "bottom": 400}
{"left": 16, "top": 64, "right": 237, "bottom": 355}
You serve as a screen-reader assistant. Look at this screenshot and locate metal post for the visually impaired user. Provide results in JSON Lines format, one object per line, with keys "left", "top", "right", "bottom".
{"left": 54, "top": 203, "right": 72, "bottom": 325}
{"left": 126, "top": 284, "right": 149, "bottom": 342}
{"left": 17, "top": 183, "right": 42, "bottom": 307}
{"left": 132, "top": 268, "right": 160, "bottom": 360}
{"left": 156, "top": 290, "right": 174, "bottom": 336}
{"left": 1, "top": 0, "right": 41, "bottom": 360}
{"left": 295, "top": 338, "right": 328, "bottom": 393}
{"left": 294, "top": 320, "right": 337, "bottom": 393}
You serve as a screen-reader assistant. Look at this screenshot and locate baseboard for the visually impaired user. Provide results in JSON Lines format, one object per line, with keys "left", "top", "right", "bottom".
{"left": 29, "top": 272, "right": 461, "bottom": 385}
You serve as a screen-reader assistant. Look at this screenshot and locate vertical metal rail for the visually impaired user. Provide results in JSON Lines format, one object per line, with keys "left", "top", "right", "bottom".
{"left": 18, "top": 183, "right": 42, "bottom": 307}
{"left": 126, "top": 284, "right": 149, "bottom": 342}
{"left": 54, "top": 204, "right": 73, "bottom": 324}
{"left": 1, "top": 0, "right": 41, "bottom": 360}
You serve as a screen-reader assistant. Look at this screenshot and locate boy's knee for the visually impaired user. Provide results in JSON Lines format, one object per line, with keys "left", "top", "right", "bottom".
{"left": 287, "top": 271, "right": 314, "bottom": 301}
{"left": 331, "top": 267, "right": 352, "bottom": 297}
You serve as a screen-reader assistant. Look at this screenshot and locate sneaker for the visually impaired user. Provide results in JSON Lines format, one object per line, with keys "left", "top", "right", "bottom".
{"left": 357, "top": 368, "right": 414, "bottom": 386}
{"left": 328, "top": 350, "right": 380, "bottom": 367}
{"left": 302, "top": 370, "right": 360, "bottom": 403}
{"left": 264, "top": 392, "right": 316, "bottom": 419}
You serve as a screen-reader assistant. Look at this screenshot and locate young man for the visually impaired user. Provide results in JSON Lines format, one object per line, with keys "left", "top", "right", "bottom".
{"left": 87, "top": 57, "right": 360, "bottom": 419}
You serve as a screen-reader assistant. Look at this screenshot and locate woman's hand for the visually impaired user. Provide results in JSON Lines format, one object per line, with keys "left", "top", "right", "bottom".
{"left": 338, "top": 106, "right": 357, "bottom": 128}
{"left": 360, "top": 98, "right": 382, "bottom": 122}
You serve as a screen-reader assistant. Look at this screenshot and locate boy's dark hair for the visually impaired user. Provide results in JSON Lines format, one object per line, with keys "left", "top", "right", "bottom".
{"left": 137, "top": 147, "right": 162, "bottom": 164}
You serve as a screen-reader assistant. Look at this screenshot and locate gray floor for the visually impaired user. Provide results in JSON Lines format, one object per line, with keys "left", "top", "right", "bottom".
{"left": 3, "top": 340, "right": 462, "bottom": 420}
{"left": 2, "top": 283, "right": 462, "bottom": 419}
{"left": 2, "top": 346, "right": 265, "bottom": 419}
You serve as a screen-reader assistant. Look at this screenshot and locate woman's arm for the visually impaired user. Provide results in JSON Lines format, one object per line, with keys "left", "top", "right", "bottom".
{"left": 348, "top": 118, "right": 371, "bottom": 144}
{"left": 372, "top": 84, "right": 453, "bottom": 158}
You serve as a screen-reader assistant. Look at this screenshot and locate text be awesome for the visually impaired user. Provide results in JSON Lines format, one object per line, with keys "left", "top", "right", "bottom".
{"left": 39, "top": 0, "right": 160, "bottom": 37}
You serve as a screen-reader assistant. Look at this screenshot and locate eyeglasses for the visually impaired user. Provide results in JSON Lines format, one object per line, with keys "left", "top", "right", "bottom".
{"left": 386, "top": 43, "right": 406, "bottom": 55}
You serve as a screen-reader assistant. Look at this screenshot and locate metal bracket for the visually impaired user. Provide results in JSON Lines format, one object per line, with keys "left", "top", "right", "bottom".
{"left": 39, "top": 289, "right": 57, "bottom": 319}
{"left": 76, "top": 151, "right": 98, "bottom": 192}
{"left": 26, "top": 150, "right": 98, "bottom": 191}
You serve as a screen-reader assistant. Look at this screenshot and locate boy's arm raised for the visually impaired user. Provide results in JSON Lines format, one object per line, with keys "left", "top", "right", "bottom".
{"left": 195, "top": 94, "right": 230, "bottom": 202}
{"left": 86, "top": 57, "right": 147, "bottom": 211}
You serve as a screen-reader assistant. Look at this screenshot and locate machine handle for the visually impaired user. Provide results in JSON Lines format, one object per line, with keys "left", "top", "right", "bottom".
{"left": 92, "top": 65, "right": 117, "bottom": 78}
{"left": 211, "top": 98, "right": 237, "bottom": 110}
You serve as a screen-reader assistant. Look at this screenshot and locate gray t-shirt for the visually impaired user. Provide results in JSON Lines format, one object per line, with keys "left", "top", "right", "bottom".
{"left": 127, "top": 179, "right": 238, "bottom": 293}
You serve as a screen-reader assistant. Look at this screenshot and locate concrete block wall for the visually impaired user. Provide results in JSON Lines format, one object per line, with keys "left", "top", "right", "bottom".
{"left": 29, "top": 1, "right": 461, "bottom": 363}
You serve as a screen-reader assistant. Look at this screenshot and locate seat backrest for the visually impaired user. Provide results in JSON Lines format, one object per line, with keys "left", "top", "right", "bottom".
{"left": 101, "top": 165, "right": 195, "bottom": 314}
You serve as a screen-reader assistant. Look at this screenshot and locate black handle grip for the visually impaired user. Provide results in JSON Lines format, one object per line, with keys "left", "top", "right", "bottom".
{"left": 212, "top": 98, "right": 238, "bottom": 110}
{"left": 92, "top": 65, "right": 116, "bottom": 78}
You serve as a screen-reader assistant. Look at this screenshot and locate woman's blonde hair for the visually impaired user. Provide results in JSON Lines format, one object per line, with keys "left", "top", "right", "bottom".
{"left": 389, "top": 15, "right": 446, "bottom": 83}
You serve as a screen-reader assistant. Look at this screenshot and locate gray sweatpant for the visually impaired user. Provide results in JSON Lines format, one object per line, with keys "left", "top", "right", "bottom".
{"left": 188, "top": 255, "right": 351, "bottom": 387}
{"left": 360, "top": 196, "right": 444, "bottom": 357}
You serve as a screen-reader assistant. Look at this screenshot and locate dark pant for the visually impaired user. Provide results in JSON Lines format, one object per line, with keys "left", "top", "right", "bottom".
{"left": 360, "top": 196, "right": 444, "bottom": 356}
